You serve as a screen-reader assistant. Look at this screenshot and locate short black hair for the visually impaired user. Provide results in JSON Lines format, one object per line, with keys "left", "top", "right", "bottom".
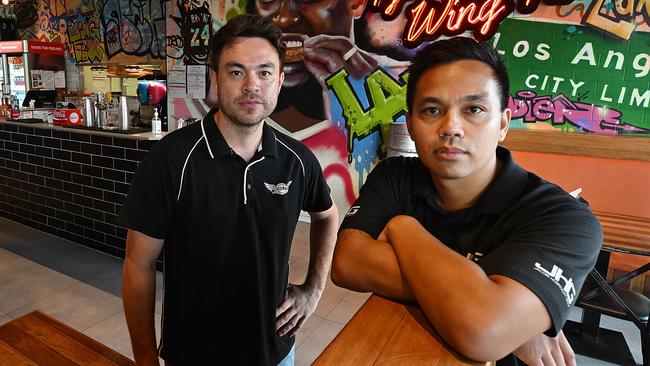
{"left": 209, "top": 14, "right": 286, "bottom": 72}
{"left": 406, "top": 37, "right": 509, "bottom": 111}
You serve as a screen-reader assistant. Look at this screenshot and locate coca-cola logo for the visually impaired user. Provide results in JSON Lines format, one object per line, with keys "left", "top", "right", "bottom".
{"left": 53, "top": 109, "right": 67, "bottom": 119}
{"left": 69, "top": 112, "right": 79, "bottom": 123}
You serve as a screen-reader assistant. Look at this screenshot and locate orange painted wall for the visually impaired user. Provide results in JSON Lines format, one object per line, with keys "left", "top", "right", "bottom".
{"left": 512, "top": 151, "right": 650, "bottom": 218}
{"left": 511, "top": 150, "right": 650, "bottom": 274}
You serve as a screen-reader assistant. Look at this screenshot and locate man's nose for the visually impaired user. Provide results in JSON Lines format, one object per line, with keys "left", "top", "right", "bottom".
{"left": 438, "top": 112, "right": 464, "bottom": 139}
{"left": 242, "top": 74, "right": 261, "bottom": 93}
{"left": 272, "top": 0, "right": 301, "bottom": 29}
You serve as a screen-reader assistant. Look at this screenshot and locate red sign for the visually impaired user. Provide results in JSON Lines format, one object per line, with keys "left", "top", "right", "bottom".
{"left": 27, "top": 41, "right": 65, "bottom": 55}
{"left": 369, "top": 0, "right": 572, "bottom": 48}
{"left": 0, "top": 41, "right": 24, "bottom": 53}
{"left": 53, "top": 108, "right": 83, "bottom": 126}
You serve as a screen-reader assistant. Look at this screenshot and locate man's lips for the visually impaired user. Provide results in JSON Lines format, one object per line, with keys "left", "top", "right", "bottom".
{"left": 238, "top": 99, "right": 263, "bottom": 108}
{"left": 434, "top": 146, "right": 467, "bottom": 159}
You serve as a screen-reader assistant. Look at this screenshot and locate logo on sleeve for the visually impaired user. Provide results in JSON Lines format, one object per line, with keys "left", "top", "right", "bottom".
{"left": 534, "top": 262, "right": 576, "bottom": 307}
{"left": 346, "top": 205, "right": 360, "bottom": 216}
{"left": 264, "top": 181, "right": 292, "bottom": 195}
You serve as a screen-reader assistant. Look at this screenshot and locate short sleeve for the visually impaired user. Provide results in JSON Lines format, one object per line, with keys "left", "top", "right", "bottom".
{"left": 301, "top": 147, "right": 333, "bottom": 213}
{"left": 479, "top": 201, "right": 602, "bottom": 336}
{"left": 117, "top": 144, "right": 178, "bottom": 239}
{"left": 339, "top": 159, "right": 402, "bottom": 238}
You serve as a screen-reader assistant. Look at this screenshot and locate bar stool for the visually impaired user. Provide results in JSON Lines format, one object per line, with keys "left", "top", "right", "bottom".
{"left": 577, "top": 265, "right": 650, "bottom": 366}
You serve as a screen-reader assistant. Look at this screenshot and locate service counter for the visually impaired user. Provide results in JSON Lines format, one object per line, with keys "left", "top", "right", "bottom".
{"left": 0, "top": 120, "right": 164, "bottom": 258}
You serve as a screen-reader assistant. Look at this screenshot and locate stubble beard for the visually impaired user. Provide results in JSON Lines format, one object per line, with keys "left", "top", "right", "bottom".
{"left": 219, "top": 93, "right": 277, "bottom": 129}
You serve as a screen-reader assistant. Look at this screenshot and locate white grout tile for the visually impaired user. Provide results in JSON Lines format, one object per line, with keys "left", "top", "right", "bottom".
{"left": 288, "top": 268, "right": 307, "bottom": 285}
{"left": 291, "top": 255, "right": 310, "bottom": 272}
{"left": 341, "top": 291, "right": 371, "bottom": 307}
{"left": 295, "top": 314, "right": 324, "bottom": 348}
{"left": 0, "top": 262, "right": 78, "bottom": 313}
{"left": 324, "top": 296, "right": 364, "bottom": 325}
{"left": 7, "top": 282, "right": 123, "bottom": 331}
{"left": 0, "top": 312, "right": 13, "bottom": 326}
{"left": 83, "top": 310, "right": 162, "bottom": 361}
{"left": 295, "top": 319, "right": 344, "bottom": 366}
{"left": 0, "top": 248, "right": 32, "bottom": 278}
{"left": 313, "top": 278, "right": 349, "bottom": 318}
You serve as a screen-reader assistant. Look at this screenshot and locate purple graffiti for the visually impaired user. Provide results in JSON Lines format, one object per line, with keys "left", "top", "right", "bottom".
{"left": 508, "top": 90, "right": 649, "bottom": 135}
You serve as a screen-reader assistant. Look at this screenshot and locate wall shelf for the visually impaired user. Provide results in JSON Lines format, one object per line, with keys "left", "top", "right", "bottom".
{"left": 500, "top": 130, "right": 650, "bottom": 163}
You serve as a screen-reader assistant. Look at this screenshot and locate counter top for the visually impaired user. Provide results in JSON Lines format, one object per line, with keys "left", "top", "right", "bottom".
{"left": 0, "top": 120, "right": 167, "bottom": 140}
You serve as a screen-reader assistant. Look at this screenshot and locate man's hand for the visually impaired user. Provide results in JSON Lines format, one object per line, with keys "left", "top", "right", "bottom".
{"left": 513, "top": 331, "right": 576, "bottom": 366}
{"left": 303, "top": 34, "right": 379, "bottom": 83}
{"left": 275, "top": 284, "right": 321, "bottom": 337}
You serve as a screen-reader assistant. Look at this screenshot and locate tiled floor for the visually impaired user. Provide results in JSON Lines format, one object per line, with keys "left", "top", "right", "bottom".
{"left": 0, "top": 216, "right": 644, "bottom": 365}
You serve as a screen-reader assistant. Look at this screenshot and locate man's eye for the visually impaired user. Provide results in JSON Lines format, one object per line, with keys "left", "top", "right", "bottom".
{"left": 230, "top": 70, "right": 243, "bottom": 78}
{"left": 422, "top": 107, "right": 441, "bottom": 115}
{"left": 467, "top": 106, "right": 485, "bottom": 114}
{"left": 260, "top": 70, "right": 272, "bottom": 78}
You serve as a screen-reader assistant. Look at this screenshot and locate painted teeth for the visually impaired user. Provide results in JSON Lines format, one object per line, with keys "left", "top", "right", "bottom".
{"left": 285, "top": 40, "right": 303, "bottom": 48}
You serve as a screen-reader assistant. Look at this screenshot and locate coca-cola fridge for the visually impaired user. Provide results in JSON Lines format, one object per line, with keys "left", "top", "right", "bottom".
{"left": 0, "top": 41, "right": 65, "bottom": 107}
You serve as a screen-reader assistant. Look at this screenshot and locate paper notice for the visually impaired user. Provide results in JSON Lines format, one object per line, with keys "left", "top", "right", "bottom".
{"left": 186, "top": 65, "right": 206, "bottom": 99}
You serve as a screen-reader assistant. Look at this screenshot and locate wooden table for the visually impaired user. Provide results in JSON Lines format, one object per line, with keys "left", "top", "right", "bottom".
{"left": 0, "top": 310, "right": 134, "bottom": 365}
{"left": 564, "top": 210, "right": 650, "bottom": 365}
{"left": 314, "top": 295, "right": 491, "bottom": 366}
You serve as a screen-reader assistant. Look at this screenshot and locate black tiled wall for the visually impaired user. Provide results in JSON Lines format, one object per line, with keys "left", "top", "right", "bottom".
{"left": 0, "top": 123, "right": 157, "bottom": 258}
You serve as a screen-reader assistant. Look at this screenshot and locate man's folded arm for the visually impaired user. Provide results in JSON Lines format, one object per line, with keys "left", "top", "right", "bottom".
{"left": 331, "top": 228, "right": 415, "bottom": 301}
{"left": 385, "top": 215, "right": 552, "bottom": 362}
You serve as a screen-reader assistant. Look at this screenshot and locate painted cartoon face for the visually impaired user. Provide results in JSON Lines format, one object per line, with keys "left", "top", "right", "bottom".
{"left": 407, "top": 60, "right": 510, "bottom": 185}
{"left": 253, "top": 0, "right": 359, "bottom": 87}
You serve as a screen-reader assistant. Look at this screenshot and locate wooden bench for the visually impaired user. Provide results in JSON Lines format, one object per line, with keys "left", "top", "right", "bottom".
{"left": 0, "top": 310, "right": 134, "bottom": 365}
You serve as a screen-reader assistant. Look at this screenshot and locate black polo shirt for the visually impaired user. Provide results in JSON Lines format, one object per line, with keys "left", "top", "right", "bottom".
{"left": 118, "top": 108, "right": 332, "bottom": 365}
{"left": 340, "top": 147, "right": 601, "bottom": 365}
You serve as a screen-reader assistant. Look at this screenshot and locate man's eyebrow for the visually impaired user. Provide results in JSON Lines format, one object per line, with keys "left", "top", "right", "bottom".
{"left": 223, "top": 61, "right": 276, "bottom": 69}
{"left": 462, "top": 93, "right": 490, "bottom": 102}
{"left": 416, "top": 93, "right": 490, "bottom": 105}
{"left": 416, "top": 96, "right": 443, "bottom": 105}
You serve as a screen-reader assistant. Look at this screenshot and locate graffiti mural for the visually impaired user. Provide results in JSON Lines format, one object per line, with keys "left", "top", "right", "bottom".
{"left": 169, "top": 0, "right": 211, "bottom": 64}
{"left": 99, "top": 0, "right": 166, "bottom": 59}
{"left": 163, "top": 0, "right": 650, "bottom": 217}
{"left": 582, "top": 0, "right": 650, "bottom": 40}
{"left": 326, "top": 68, "right": 408, "bottom": 165}
{"left": 68, "top": 14, "right": 104, "bottom": 62}
{"left": 494, "top": 16, "right": 650, "bottom": 133}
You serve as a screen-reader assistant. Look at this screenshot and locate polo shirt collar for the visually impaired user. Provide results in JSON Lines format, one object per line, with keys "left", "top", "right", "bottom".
{"left": 411, "top": 146, "right": 528, "bottom": 215}
{"left": 201, "top": 108, "right": 278, "bottom": 158}
{"left": 475, "top": 146, "right": 528, "bottom": 214}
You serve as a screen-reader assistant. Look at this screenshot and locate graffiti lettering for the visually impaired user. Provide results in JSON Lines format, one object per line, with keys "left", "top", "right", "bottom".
{"left": 68, "top": 17, "right": 104, "bottom": 62}
{"left": 99, "top": 0, "right": 165, "bottom": 59}
{"left": 326, "top": 68, "right": 408, "bottom": 161}
{"left": 171, "top": 1, "right": 211, "bottom": 64}
{"left": 571, "top": 42, "right": 650, "bottom": 78}
{"left": 508, "top": 90, "right": 648, "bottom": 135}
{"left": 582, "top": 0, "right": 650, "bottom": 40}
{"left": 166, "top": 34, "right": 184, "bottom": 59}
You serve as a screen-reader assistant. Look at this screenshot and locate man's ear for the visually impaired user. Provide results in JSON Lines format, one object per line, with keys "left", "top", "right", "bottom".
{"left": 278, "top": 71, "right": 285, "bottom": 93}
{"left": 350, "top": 0, "right": 367, "bottom": 18}
{"left": 209, "top": 69, "right": 217, "bottom": 90}
{"left": 499, "top": 108, "right": 511, "bottom": 142}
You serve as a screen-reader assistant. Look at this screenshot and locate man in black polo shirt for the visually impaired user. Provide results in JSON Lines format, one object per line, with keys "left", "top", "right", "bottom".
{"left": 119, "top": 15, "right": 338, "bottom": 365}
{"left": 331, "top": 37, "right": 602, "bottom": 366}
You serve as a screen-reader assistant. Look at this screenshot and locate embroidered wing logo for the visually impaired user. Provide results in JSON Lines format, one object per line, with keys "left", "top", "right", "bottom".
{"left": 264, "top": 181, "right": 292, "bottom": 195}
